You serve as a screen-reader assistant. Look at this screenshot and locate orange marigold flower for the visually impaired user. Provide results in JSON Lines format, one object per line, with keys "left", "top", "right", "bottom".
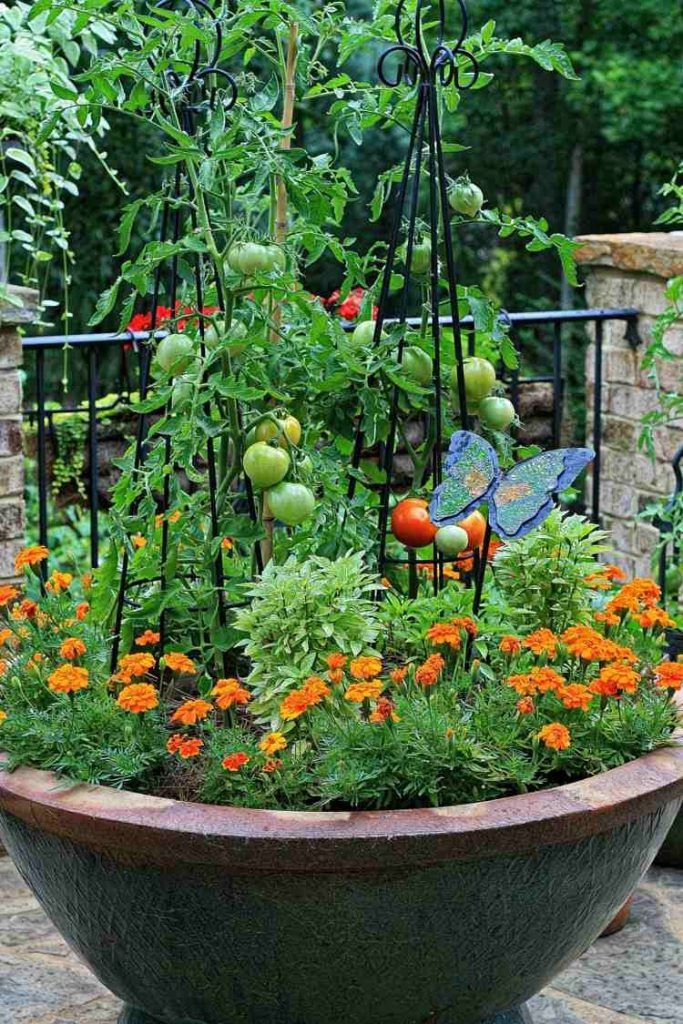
{"left": 212, "top": 678, "right": 251, "bottom": 709}
{"left": 538, "top": 722, "right": 571, "bottom": 751}
{"left": 75, "top": 602, "right": 89, "bottom": 621}
{"left": 46, "top": 571, "right": 72, "bottom": 594}
{"left": 166, "top": 733, "right": 184, "bottom": 754}
{"left": 390, "top": 666, "right": 408, "bottom": 684}
{"left": 561, "top": 625, "right": 637, "bottom": 663}
{"left": 117, "top": 682, "right": 158, "bottom": 713}
{"left": 135, "top": 630, "right": 160, "bottom": 647}
{"left": 369, "top": 696, "right": 399, "bottom": 723}
{"left": 326, "top": 653, "right": 347, "bottom": 671}
{"left": 530, "top": 666, "right": 565, "bottom": 694}
{"left": 499, "top": 635, "right": 522, "bottom": 655}
{"left": 221, "top": 537, "right": 233, "bottom": 551}
{"left": 516, "top": 697, "right": 535, "bottom": 714}
{"left": 452, "top": 616, "right": 477, "bottom": 637}
{"left": 178, "top": 737, "right": 203, "bottom": 759}
{"left": 81, "top": 573, "right": 93, "bottom": 591}
{"left": 653, "top": 661, "right": 683, "bottom": 691}
{"left": 426, "top": 623, "right": 462, "bottom": 651}
{"left": 18, "top": 598, "right": 38, "bottom": 620}
{"left": 414, "top": 653, "right": 445, "bottom": 688}
{"left": 163, "top": 652, "right": 196, "bottom": 675}
{"left": 259, "top": 731, "right": 287, "bottom": 755}
{"left": 606, "top": 577, "right": 661, "bottom": 616}
{"left": 0, "top": 709, "right": 6, "bottom": 725}
{"left": 558, "top": 683, "right": 594, "bottom": 711}
{"left": 594, "top": 610, "right": 620, "bottom": 627}
{"left": 635, "top": 607, "right": 675, "bottom": 630}
{"left": 263, "top": 758, "right": 283, "bottom": 773}
{"left": 591, "top": 663, "right": 640, "bottom": 697}
{"left": 60, "top": 637, "right": 86, "bottom": 660}
{"left": 328, "top": 668, "right": 344, "bottom": 684}
{"left": 301, "top": 675, "right": 331, "bottom": 703}
{"left": 0, "top": 628, "right": 12, "bottom": 646}
{"left": 345, "top": 679, "right": 384, "bottom": 702}
{"left": 0, "top": 659, "right": 7, "bottom": 677}
{"left": 117, "top": 652, "right": 155, "bottom": 683}
{"left": 48, "top": 664, "right": 89, "bottom": 694}
{"left": 522, "top": 629, "right": 558, "bottom": 658}
{"left": 506, "top": 673, "right": 536, "bottom": 696}
{"left": 15, "top": 545, "right": 48, "bottom": 574}
{"left": 280, "top": 689, "right": 314, "bottom": 720}
{"left": 349, "top": 655, "right": 383, "bottom": 680}
{"left": 0, "top": 585, "right": 19, "bottom": 607}
{"left": 222, "top": 751, "right": 250, "bottom": 772}
{"left": 132, "top": 534, "right": 147, "bottom": 549}
{"left": 168, "top": 510, "right": 181, "bottom": 524}
{"left": 171, "top": 698, "right": 212, "bottom": 726}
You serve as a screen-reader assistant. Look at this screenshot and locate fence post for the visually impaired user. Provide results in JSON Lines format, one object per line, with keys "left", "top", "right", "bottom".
{"left": 0, "top": 287, "right": 38, "bottom": 584}
{"left": 576, "top": 232, "right": 683, "bottom": 577}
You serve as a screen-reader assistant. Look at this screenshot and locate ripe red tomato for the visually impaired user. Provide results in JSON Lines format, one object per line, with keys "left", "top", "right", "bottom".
{"left": 457, "top": 509, "right": 487, "bottom": 549}
{"left": 390, "top": 498, "right": 437, "bottom": 548}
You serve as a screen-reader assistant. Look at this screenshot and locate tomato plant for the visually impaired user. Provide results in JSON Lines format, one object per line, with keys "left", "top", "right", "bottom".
{"left": 450, "top": 357, "right": 497, "bottom": 403}
{"left": 448, "top": 174, "right": 484, "bottom": 217}
{"left": 156, "top": 334, "right": 194, "bottom": 375}
{"left": 390, "top": 498, "right": 437, "bottom": 548}
{"left": 402, "top": 346, "right": 433, "bottom": 385}
{"left": 479, "top": 396, "right": 516, "bottom": 431}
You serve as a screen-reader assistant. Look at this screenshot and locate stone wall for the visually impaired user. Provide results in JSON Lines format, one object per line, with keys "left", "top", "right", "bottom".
{"left": 0, "top": 286, "right": 38, "bottom": 584}
{"left": 576, "top": 232, "right": 683, "bottom": 577}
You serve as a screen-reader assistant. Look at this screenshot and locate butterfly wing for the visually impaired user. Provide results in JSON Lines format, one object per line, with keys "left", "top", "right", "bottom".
{"left": 490, "top": 447, "right": 595, "bottom": 540}
{"left": 429, "top": 431, "right": 499, "bottom": 525}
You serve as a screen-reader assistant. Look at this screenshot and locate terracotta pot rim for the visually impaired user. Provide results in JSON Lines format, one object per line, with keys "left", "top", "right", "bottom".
{"left": 1, "top": 700, "right": 683, "bottom": 870}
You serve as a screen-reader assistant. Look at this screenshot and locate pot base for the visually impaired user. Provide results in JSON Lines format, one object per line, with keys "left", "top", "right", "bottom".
{"left": 118, "top": 1005, "right": 534, "bottom": 1024}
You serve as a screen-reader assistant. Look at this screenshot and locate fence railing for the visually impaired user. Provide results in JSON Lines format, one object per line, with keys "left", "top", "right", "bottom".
{"left": 21, "top": 306, "right": 641, "bottom": 569}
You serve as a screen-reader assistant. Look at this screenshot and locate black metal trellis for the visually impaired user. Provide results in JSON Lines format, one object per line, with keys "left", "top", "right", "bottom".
{"left": 109, "top": 0, "right": 255, "bottom": 673}
{"left": 348, "top": 0, "right": 480, "bottom": 596}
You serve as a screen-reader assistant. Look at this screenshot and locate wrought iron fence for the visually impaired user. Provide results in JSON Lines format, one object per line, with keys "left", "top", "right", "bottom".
{"left": 21, "top": 305, "right": 640, "bottom": 570}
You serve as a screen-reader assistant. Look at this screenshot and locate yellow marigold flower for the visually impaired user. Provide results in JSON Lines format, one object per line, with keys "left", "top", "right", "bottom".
{"left": 46, "top": 571, "right": 72, "bottom": 594}
{"left": 0, "top": 585, "right": 19, "bottom": 607}
{"left": 522, "top": 629, "right": 558, "bottom": 658}
{"left": 117, "top": 652, "right": 155, "bottom": 683}
{"left": 259, "top": 731, "right": 287, "bottom": 755}
{"left": 15, "top": 545, "right": 49, "bottom": 574}
{"left": 47, "top": 664, "right": 89, "bottom": 694}
{"left": 349, "top": 655, "right": 383, "bottom": 680}
{"left": 212, "top": 677, "right": 251, "bottom": 709}
{"left": 135, "top": 630, "right": 160, "bottom": 647}
{"left": 538, "top": 722, "right": 571, "bottom": 751}
{"left": 163, "top": 652, "right": 196, "bottom": 675}
{"left": 170, "top": 698, "right": 212, "bottom": 726}
{"left": 60, "top": 637, "right": 86, "bottom": 660}
{"left": 117, "top": 682, "right": 158, "bottom": 713}
{"left": 558, "top": 683, "right": 594, "bottom": 711}
{"left": 345, "top": 679, "right": 384, "bottom": 702}
{"left": 499, "top": 635, "right": 522, "bottom": 655}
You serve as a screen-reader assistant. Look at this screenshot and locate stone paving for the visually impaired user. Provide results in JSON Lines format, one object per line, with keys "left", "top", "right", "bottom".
{"left": 0, "top": 856, "right": 680, "bottom": 1024}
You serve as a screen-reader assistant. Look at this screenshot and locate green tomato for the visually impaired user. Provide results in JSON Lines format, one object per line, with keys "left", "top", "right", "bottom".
{"left": 226, "top": 242, "right": 269, "bottom": 276}
{"left": 435, "top": 525, "right": 470, "bottom": 557}
{"left": 156, "top": 333, "right": 194, "bottom": 375}
{"left": 402, "top": 346, "right": 433, "bottom": 386}
{"left": 409, "top": 239, "right": 431, "bottom": 277}
{"left": 242, "top": 442, "right": 290, "bottom": 489}
{"left": 448, "top": 175, "right": 484, "bottom": 217}
{"left": 350, "top": 319, "right": 380, "bottom": 349}
{"left": 266, "top": 481, "right": 315, "bottom": 526}
{"left": 479, "top": 396, "right": 516, "bottom": 431}
{"left": 204, "top": 320, "right": 247, "bottom": 356}
{"left": 263, "top": 245, "right": 286, "bottom": 271}
{"left": 450, "top": 357, "right": 497, "bottom": 403}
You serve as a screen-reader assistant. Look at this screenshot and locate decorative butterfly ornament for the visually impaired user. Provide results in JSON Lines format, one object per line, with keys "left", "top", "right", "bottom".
{"left": 429, "top": 431, "right": 595, "bottom": 541}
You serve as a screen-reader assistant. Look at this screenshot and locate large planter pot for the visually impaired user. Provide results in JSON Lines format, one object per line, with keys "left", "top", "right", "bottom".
{"left": 0, "top": 743, "right": 682, "bottom": 1024}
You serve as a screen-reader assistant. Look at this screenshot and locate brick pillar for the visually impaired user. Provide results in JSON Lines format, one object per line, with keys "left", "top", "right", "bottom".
{"left": 576, "top": 232, "right": 683, "bottom": 577}
{"left": 0, "top": 287, "right": 38, "bottom": 583}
